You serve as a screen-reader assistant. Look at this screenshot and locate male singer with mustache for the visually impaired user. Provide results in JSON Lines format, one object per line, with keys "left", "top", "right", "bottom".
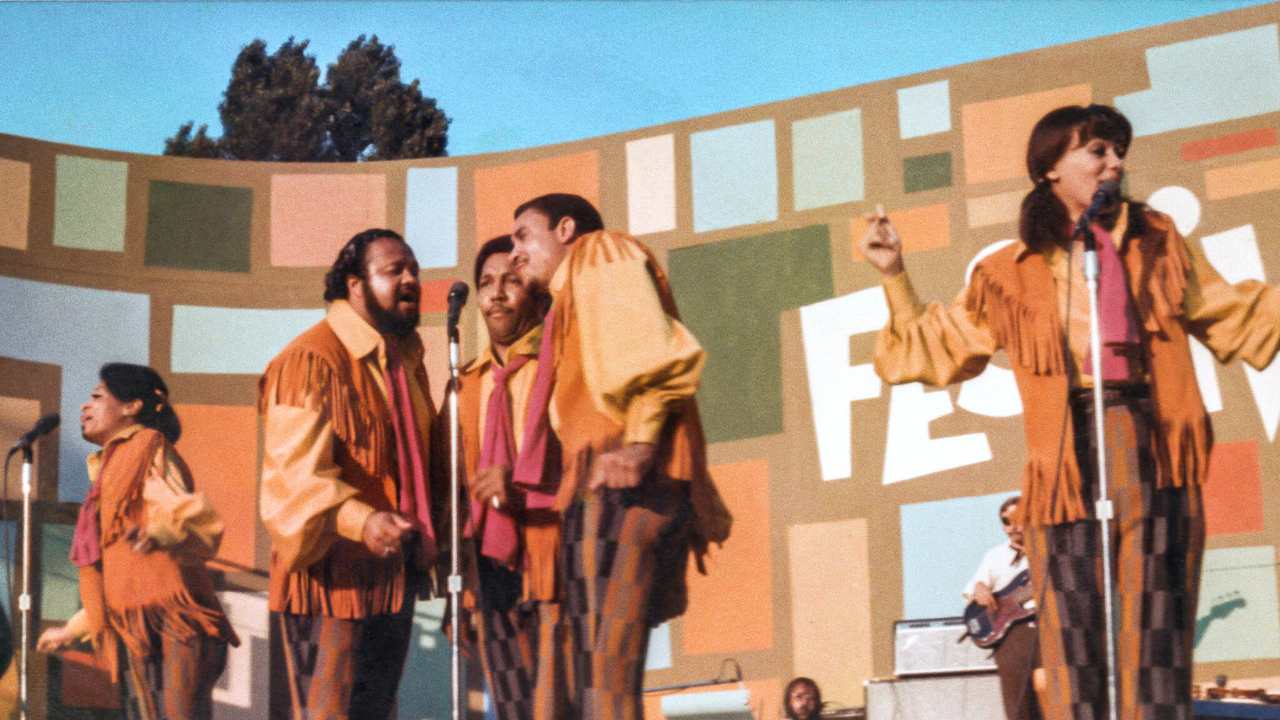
{"left": 259, "top": 228, "right": 442, "bottom": 720}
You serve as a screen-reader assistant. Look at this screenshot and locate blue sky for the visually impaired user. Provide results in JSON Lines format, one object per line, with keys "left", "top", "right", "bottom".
{"left": 1, "top": 0, "right": 1271, "bottom": 157}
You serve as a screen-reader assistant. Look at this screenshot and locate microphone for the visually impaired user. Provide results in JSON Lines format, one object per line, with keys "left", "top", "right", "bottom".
{"left": 1076, "top": 180, "right": 1121, "bottom": 248}
{"left": 8, "top": 413, "right": 59, "bottom": 455}
{"left": 446, "top": 281, "right": 469, "bottom": 339}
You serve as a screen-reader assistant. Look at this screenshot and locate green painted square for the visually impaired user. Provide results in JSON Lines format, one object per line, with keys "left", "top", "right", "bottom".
{"left": 145, "top": 180, "right": 253, "bottom": 272}
{"left": 41, "top": 524, "right": 81, "bottom": 622}
{"left": 903, "top": 152, "right": 952, "bottom": 193}
{"left": 669, "top": 225, "right": 834, "bottom": 442}
{"left": 53, "top": 155, "right": 128, "bottom": 252}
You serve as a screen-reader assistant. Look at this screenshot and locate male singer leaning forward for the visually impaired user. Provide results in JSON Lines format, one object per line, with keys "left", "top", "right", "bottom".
{"left": 259, "top": 228, "right": 444, "bottom": 720}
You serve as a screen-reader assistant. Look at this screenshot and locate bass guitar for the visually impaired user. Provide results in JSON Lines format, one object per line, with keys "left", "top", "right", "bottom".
{"left": 961, "top": 569, "right": 1035, "bottom": 649}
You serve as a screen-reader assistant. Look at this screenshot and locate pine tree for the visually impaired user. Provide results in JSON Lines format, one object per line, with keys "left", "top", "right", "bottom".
{"left": 164, "top": 36, "right": 449, "bottom": 161}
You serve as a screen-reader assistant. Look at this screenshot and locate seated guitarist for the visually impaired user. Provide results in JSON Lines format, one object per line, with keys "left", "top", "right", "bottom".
{"left": 963, "top": 496, "right": 1041, "bottom": 720}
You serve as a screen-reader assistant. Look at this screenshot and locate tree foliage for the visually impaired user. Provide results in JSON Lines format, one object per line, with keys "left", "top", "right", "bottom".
{"left": 164, "top": 35, "right": 449, "bottom": 161}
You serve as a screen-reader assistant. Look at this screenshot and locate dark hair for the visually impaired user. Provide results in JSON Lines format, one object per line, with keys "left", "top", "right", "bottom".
{"left": 99, "top": 363, "right": 181, "bottom": 443}
{"left": 513, "top": 193, "right": 603, "bottom": 240}
{"left": 999, "top": 495, "right": 1021, "bottom": 517}
{"left": 474, "top": 235, "right": 514, "bottom": 288}
{"left": 784, "top": 676, "right": 822, "bottom": 720}
{"left": 323, "top": 228, "right": 407, "bottom": 302}
{"left": 1019, "top": 104, "right": 1132, "bottom": 252}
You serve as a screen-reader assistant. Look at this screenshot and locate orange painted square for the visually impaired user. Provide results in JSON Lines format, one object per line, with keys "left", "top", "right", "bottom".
{"left": 1205, "top": 157, "right": 1280, "bottom": 200}
{"left": 473, "top": 151, "right": 600, "bottom": 246}
{"left": 681, "top": 458, "right": 773, "bottom": 655}
{"left": 0, "top": 396, "right": 42, "bottom": 500}
{"left": 851, "top": 202, "right": 950, "bottom": 261}
{"left": 961, "top": 84, "right": 1092, "bottom": 185}
{"left": 416, "top": 323, "right": 450, "bottom": 406}
{"left": 174, "top": 404, "right": 259, "bottom": 568}
{"left": 270, "top": 174, "right": 387, "bottom": 267}
{"left": 1203, "top": 440, "right": 1264, "bottom": 536}
{"left": 420, "top": 278, "right": 456, "bottom": 314}
{"left": 0, "top": 158, "right": 31, "bottom": 250}
{"left": 1181, "top": 128, "right": 1276, "bottom": 162}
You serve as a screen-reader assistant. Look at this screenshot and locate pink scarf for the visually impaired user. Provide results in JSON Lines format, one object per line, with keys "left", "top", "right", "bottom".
{"left": 384, "top": 341, "right": 438, "bottom": 563}
{"left": 1083, "top": 225, "right": 1141, "bottom": 382}
{"left": 465, "top": 353, "right": 529, "bottom": 566}
{"left": 70, "top": 472, "right": 105, "bottom": 567}
{"left": 511, "top": 311, "right": 559, "bottom": 510}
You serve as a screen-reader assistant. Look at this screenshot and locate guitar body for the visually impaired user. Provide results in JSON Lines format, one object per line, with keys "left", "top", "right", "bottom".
{"left": 963, "top": 569, "right": 1035, "bottom": 649}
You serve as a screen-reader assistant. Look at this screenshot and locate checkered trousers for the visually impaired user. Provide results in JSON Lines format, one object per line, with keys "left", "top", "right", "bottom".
{"left": 276, "top": 604, "right": 414, "bottom": 720}
{"left": 549, "top": 481, "right": 691, "bottom": 720}
{"left": 120, "top": 632, "right": 228, "bottom": 720}
{"left": 1027, "top": 394, "right": 1204, "bottom": 720}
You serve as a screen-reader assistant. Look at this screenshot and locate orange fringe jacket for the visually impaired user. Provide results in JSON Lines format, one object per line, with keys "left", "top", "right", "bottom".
{"left": 876, "top": 204, "right": 1280, "bottom": 525}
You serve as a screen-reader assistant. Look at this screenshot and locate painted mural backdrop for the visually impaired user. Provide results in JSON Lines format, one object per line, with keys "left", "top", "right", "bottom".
{"left": 1, "top": 5, "right": 1279, "bottom": 717}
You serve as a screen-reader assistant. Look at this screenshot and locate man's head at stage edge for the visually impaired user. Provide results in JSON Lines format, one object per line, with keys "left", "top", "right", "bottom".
{"left": 324, "top": 228, "right": 422, "bottom": 338}
{"left": 475, "top": 234, "right": 541, "bottom": 353}
{"left": 510, "top": 193, "right": 604, "bottom": 291}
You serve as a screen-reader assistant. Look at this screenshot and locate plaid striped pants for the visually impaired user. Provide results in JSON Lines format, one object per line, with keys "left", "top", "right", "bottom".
{"left": 1027, "top": 393, "right": 1204, "bottom": 720}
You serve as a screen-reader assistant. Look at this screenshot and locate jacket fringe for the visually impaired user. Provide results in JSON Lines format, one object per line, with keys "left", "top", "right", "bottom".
{"left": 261, "top": 344, "right": 391, "bottom": 483}
{"left": 965, "top": 265, "right": 1066, "bottom": 376}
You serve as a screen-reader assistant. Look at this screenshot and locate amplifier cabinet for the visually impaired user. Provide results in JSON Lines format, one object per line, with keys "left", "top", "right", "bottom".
{"left": 893, "top": 617, "right": 996, "bottom": 676}
{"left": 865, "top": 673, "right": 1003, "bottom": 720}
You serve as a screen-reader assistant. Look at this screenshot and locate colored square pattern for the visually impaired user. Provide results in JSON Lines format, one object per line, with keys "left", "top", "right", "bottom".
{"left": 41, "top": 523, "right": 81, "bottom": 622}
{"left": 625, "top": 134, "right": 676, "bottom": 235}
{"left": 897, "top": 80, "right": 951, "bottom": 139}
{"left": 900, "top": 491, "right": 1018, "bottom": 618}
{"left": 966, "top": 190, "right": 1024, "bottom": 228}
{"left": 1195, "top": 546, "right": 1280, "bottom": 661}
{"left": 145, "top": 180, "right": 253, "bottom": 272}
{"left": 1203, "top": 441, "right": 1265, "bottom": 536}
{"left": 851, "top": 202, "right": 951, "bottom": 261}
{"left": 1205, "top": 157, "right": 1280, "bottom": 200}
{"left": 789, "top": 519, "right": 873, "bottom": 706}
{"left": 0, "top": 395, "right": 42, "bottom": 500}
{"left": 1181, "top": 127, "right": 1277, "bottom": 161}
{"left": 405, "top": 167, "right": 459, "bottom": 269}
{"left": 903, "top": 152, "right": 951, "bottom": 193}
{"left": 270, "top": 174, "right": 387, "bottom": 267}
{"left": 682, "top": 459, "right": 772, "bottom": 655}
{"left": 175, "top": 404, "right": 259, "bottom": 569}
{"left": 473, "top": 151, "right": 600, "bottom": 246}
{"left": 0, "top": 157, "right": 31, "bottom": 250}
{"left": 792, "top": 108, "right": 864, "bottom": 211}
{"left": 691, "top": 119, "right": 778, "bottom": 232}
{"left": 53, "top": 154, "right": 128, "bottom": 252}
{"left": 668, "top": 225, "right": 833, "bottom": 442}
{"left": 961, "top": 84, "right": 1092, "bottom": 185}
{"left": 170, "top": 305, "right": 324, "bottom": 375}
{"left": 1115, "top": 24, "right": 1280, "bottom": 137}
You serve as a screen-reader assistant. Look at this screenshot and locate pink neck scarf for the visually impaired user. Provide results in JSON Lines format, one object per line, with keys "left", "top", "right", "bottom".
{"left": 510, "top": 310, "right": 559, "bottom": 510}
{"left": 384, "top": 340, "right": 438, "bottom": 563}
{"left": 1083, "top": 225, "right": 1141, "bottom": 382}
{"left": 466, "top": 353, "right": 530, "bottom": 566}
{"left": 70, "top": 456, "right": 108, "bottom": 567}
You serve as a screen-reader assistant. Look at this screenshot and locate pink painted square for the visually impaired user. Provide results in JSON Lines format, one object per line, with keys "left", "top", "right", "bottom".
{"left": 270, "top": 174, "right": 387, "bottom": 267}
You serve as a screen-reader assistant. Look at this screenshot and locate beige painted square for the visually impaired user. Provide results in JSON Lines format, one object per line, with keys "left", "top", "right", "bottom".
{"left": 0, "top": 158, "right": 31, "bottom": 250}
{"left": 270, "top": 174, "right": 387, "bottom": 267}
{"left": 966, "top": 189, "right": 1025, "bottom": 228}
{"left": 0, "top": 396, "right": 42, "bottom": 500}
{"left": 961, "top": 84, "right": 1091, "bottom": 185}
{"left": 789, "top": 518, "right": 873, "bottom": 706}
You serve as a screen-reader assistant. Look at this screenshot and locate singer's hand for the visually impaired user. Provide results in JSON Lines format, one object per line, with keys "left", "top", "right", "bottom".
{"left": 362, "top": 512, "right": 413, "bottom": 558}
{"left": 471, "top": 465, "right": 510, "bottom": 509}
{"left": 860, "top": 204, "right": 904, "bottom": 277}
{"left": 590, "top": 443, "right": 656, "bottom": 491}
{"left": 37, "top": 625, "right": 78, "bottom": 653}
{"left": 126, "top": 526, "right": 157, "bottom": 554}
{"left": 972, "top": 582, "right": 998, "bottom": 612}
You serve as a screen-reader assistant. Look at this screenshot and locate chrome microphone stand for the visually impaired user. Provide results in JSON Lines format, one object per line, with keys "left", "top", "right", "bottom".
{"left": 18, "top": 446, "right": 32, "bottom": 720}
{"left": 1079, "top": 221, "right": 1119, "bottom": 720}
{"left": 446, "top": 324, "right": 463, "bottom": 720}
